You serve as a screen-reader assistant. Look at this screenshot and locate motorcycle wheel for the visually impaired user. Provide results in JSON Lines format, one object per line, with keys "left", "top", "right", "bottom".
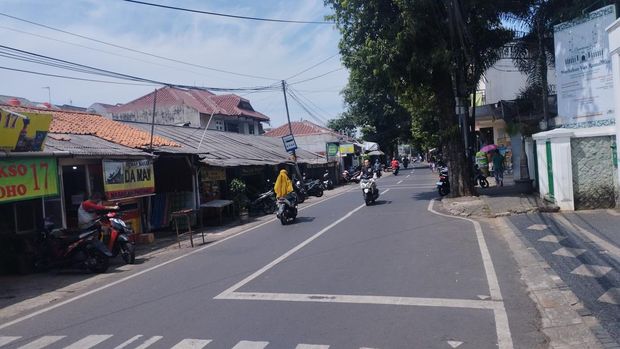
{"left": 438, "top": 186, "right": 450, "bottom": 196}
{"left": 280, "top": 215, "right": 288, "bottom": 225}
{"left": 120, "top": 242, "right": 136, "bottom": 264}
{"left": 479, "top": 178, "right": 489, "bottom": 188}
{"left": 315, "top": 188, "right": 324, "bottom": 197}
{"left": 87, "top": 250, "right": 109, "bottom": 273}
{"left": 297, "top": 194, "right": 305, "bottom": 204}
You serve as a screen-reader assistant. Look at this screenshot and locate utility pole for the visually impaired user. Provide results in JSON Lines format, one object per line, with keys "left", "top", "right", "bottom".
{"left": 281, "top": 80, "right": 303, "bottom": 180}
{"left": 42, "top": 86, "right": 51, "bottom": 105}
{"left": 149, "top": 88, "right": 158, "bottom": 152}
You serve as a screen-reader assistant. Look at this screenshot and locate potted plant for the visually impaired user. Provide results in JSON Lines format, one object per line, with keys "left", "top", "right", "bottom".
{"left": 230, "top": 178, "right": 249, "bottom": 221}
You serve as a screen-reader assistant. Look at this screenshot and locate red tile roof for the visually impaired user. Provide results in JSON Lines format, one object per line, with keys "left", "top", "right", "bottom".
{"left": 263, "top": 120, "right": 342, "bottom": 138}
{"left": 1, "top": 105, "right": 179, "bottom": 149}
{"left": 108, "top": 86, "right": 269, "bottom": 121}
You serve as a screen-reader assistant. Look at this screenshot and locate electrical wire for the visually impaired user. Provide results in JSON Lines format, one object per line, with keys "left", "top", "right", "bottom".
{"left": 286, "top": 89, "right": 328, "bottom": 125}
{"left": 0, "top": 65, "right": 159, "bottom": 86}
{"left": 0, "top": 12, "right": 279, "bottom": 81}
{"left": 287, "top": 86, "right": 333, "bottom": 120}
{"left": 284, "top": 53, "right": 339, "bottom": 80}
{"left": 288, "top": 67, "right": 345, "bottom": 85}
{"left": 0, "top": 44, "right": 281, "bottom": 92}
{"left": 122, "top": 0, "right": 334, "bottom": 25}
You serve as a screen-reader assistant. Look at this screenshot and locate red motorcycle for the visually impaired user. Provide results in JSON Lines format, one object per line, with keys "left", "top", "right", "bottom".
{"left": 100, "top": 211, "right": 136, "bottom": 264}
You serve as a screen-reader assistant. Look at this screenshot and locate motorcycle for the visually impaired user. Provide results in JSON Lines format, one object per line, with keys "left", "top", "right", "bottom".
{"left": 33, "top": 218, "right": 112, "bottom": 273}
{"left": 294, "top": 178, "right": 307, "bottom": 203}
{"left": 304, "top": 178, "right": 324, "bottom": 197}
{"left": 100, "top": 211, "right": 136, "bottom": 264}
{"left": 360, "top": 174, "right": 379, "bottom": 206}
{"left": 250, "top": 188, "right": 277, "bottom": 215}
{"left": 437, "top": 167, "right": 450, "bottom": 196}
{"left": 392, "top": 163, "right": 400, "bottom": 176}
{"left": 474, "top": 165, "right": 489, "bottom": 188}
{"left": 322, "top": 170, "right": 334, "bottom": 190}
{"left": 276, "top": 193, "right": 298, "bottom": 225}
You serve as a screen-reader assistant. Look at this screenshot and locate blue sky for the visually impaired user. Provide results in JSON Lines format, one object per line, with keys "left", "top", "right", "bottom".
{"left": 0, "top": 0, "right": 347, "bottom": 128}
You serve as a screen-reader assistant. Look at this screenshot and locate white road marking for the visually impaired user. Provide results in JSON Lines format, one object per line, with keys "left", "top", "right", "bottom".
{"left": 17, "top": 336, "right": 65, "bottom": 349}
{"left": 63, "top": 335, "right": 112, "bottom": 349}
{"left": 552, "top": 247, "right": 586, "bottom": 258}
{"left": 295, "top": 345, "right": 329, "bottom": 349}
{"left": 216, "top": 190, "right": 390, "bottom": 298}
{"left": 170, "top": 339, "right": 212, "bottom": 349}
{"left": 406, "top": 175, "right": 411, "bottom": 178}
{"left": 447, "top": 340, "right": 463, "bottom": 348}
{"left": 113, "top": 335, "right": 143, "bottom": 349}
{"left": 607, "top": 209, "right": 620, "bottom": 216}
{"left": 571, "top": 264, "right": 612, "bottom": 278}
{"left": 133, "top": 336, "right": 163, "bottom": 349}
{"left": 598, "top": 288, "right": 620, "bottom": 304}
{"left": 428, "top": 200, "right": 513, "bottom": 349}
{"left": 397, "top": 180, "right": 403, "bottom": 184}
{"left": 0, "top": 188, "right": 354, "bottom": 331}
{"left": 0, "top": 336, "right": 20, "bottom": 347}
{"left": 527, "top": 224, "right": 548, "bottom": 231}
{"left": 537, "top": 235, "right": 566, "bottom": 243}
{"left": 221, "top": 291, "right": 499, "bottom": 310}
{"left": 231, "top": 341, "right": 269, "bottom": 349}
{"left": 477, "top": 295, "right": 490, "bottom": 300}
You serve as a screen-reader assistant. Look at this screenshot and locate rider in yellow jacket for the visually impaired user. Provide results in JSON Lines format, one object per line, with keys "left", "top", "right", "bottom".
{"left": 274, "top": 169, "right": 294, "bottom": 199}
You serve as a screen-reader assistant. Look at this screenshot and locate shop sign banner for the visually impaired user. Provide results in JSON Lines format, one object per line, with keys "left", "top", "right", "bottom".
{"left": 339, "top": 143, "right": 355, "bottom": 154}
{"left": 0, "top": 109, "right": 53, "bottom": 152}
{"left": 327, "top": 142, "right": 339, "bottom": 156}
{"left": 200, "top": 167, "right": 226, "bottom": 181}
{"left": 554, "top": 5, "right": 616, "bottom": 128}
{"left": 0, "top": 158, "right": 59, "bottom": 203}
{"left": 103, "top": 159, "right": 155, "bottom": 200}
{"left": 281, "top": 134, "right": 298, "bottom": 152}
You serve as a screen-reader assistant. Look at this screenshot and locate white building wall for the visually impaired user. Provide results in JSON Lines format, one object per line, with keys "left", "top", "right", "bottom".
{"left": 608, "top": 19, "right": 620, "bottom": 199}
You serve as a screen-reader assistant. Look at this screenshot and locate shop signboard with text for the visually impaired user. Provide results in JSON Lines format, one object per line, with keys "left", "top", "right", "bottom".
{"left": 554, "top": 5, "right": 616, "bottom": 128}
{"left": 339, "top": 143, "right": 355, "bottom": 154}
{"left": 0, "top": 157, "right": 59, "bottom": 203}
{"left": 0, "top": 109, "right": 52, "bottom": 152}
{"left": 103, "top": 159, "right": 155, "bottom": 200}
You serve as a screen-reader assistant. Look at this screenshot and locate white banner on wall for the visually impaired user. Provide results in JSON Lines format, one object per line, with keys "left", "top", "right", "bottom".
{"left": 554, "top": 5, "right": 617, "bottom": 128}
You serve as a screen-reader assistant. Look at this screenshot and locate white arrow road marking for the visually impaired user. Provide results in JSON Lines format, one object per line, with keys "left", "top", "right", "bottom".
{"left": 17, "top": 336, "right": 65, "bottom": 349}
{"left": 63, "top": 335, "right": 112, "bottom": 349}
{"left": 295, "top": 345, "right": 329, "bottom": 349}
{"left": 598, "top": 288, "right": 620, "bottom": 304}
{"left": 477, "top": 295, "right": 490, "bottom": 300}
{"left": 527, "top": 224, "right": 549, "bottom": 231}
{"left": 133, "top": 336, "right": 163, "bottom": 349}
{"left": 0, "top": 336, "right": 20, "bottom": 347}
{"left": 571, "top": 264, "right": 612, "bottom": 278}
{"left": 231, "top": 341, "right": 269, "bottom": 349}
{"left": 552, "top": 247, "right": 586, "bottom": 258}
{"left": 113, "top": 335, "right": 143, "bottom": 349}
{"left": 538, "top": 235, "right": 566, "bottom": 243}
{"left": 447, "top": 340, "right": 464, "bottom": 348}
{"left": 170, "top": 339, "right": 212, "bottom": 349}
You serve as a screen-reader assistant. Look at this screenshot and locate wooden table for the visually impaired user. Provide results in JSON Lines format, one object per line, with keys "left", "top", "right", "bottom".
{"left": 170, "top": 209, "right": 203, "bottom": 248}
{"left": 200, "top": 200, "right": 235, "bottom": 226}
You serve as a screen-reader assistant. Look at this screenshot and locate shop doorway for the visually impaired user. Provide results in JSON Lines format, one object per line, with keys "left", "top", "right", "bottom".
{"left": 62, "top": 165, "right": 87, "bottom": 228}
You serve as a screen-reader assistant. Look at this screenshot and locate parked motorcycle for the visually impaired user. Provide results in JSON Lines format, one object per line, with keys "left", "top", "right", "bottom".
{"left": 323, "top": 170, "right": 334, "bottom": 190}
{"left": 276, "top": 194, "right": 298, "bottom": 225}
{"left": 100, "top": 211, "right": 136, "bottom": 264}
{"left": 34, "top": 218, "right": 112, "bottom": 273}
{"left": 304, "top": 178, "right": 324, "bottom": 197}
{"left": 360, "top": 174, "right": 379, "bottom": 205}
{"left": 294, "top": 178, "right": 307, "bottom": 203}
{"left": 250, "top": 188, "right": 277, "bottom": 215}
{"left": 437, "top": 167, "right": 450, "bottom": 196}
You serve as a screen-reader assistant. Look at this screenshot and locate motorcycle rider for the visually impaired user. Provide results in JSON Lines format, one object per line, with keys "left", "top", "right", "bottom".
{"left": 274, "top": 169, "right": 295, "bottom": 203}
{"left": 77, "top": 192, "right": 118, "bottom": 229}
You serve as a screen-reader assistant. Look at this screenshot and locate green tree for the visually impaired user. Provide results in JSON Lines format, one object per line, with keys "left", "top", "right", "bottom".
{"left": 326, "top": 0, "right": 515, "bottom": 196}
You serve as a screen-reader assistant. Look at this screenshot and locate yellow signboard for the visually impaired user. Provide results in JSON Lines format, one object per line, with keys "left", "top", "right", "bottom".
{"left": 339, "top": 143, "right": 355, "bottom": 154}
{"left": 103, "top": 159, "right": 155, "bottom": 200}
{"left": 0, "top": 109, "right": 52, "bottom": 152}
{"left": 0, "top": 158, "right": 59, "bottom": 203}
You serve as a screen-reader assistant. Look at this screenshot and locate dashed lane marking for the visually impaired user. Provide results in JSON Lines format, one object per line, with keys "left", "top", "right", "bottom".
{"left": 16, "top": 336, "right": 65, "bottom": 349}
{"left": 231, "top": 341, "right": 269, "bottom": 349}
{"left": 598, "top": 288, "right": 620, "bottom": 304}
{"left": 397, "top": 180, "right": 403, "bottom": 184}
{"left": 0, "top": 337, "right": 20, "bottom": 347}
{"left": 571, "top": 264, "right": 612, "bottom": 278}
{"left": 113, "top": 335, "right": 143, "bottom": 349}
{"left": 170, "top": 339, "right": 212, "bottom": 349}
{"left": 552, "top": 247, "right": 586, "bottom": 258}
{"left": 134, "top": 336, "right": 163, "bottom": 349}
{"left": 63, "top": 335, "right": 112, "bottom": 349}
{"left": 537, "top": 235, "right": 566, "bottom": 243}
{"left": 295, "top": 345, "right": 329, "bottom": 349}
{"left": 527, "top": 224, "right": 549, "bottom": 231}
{"left": 447, "top": 340, "right": 464, "bottom": 348}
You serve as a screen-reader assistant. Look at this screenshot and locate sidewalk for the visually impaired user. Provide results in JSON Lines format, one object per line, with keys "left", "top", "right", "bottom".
{"left": 443, "top": 173, "right": 559, "bottom": 218}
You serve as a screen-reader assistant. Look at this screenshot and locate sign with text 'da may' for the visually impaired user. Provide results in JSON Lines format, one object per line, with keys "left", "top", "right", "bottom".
{"left": 103, "top": 159, "right": 155, "bottom": 200}
{"left": 281, "top": 134, "right": 297, "bottom": 152}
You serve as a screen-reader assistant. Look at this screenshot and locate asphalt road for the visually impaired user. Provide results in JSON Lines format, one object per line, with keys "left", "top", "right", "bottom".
{"left": 0, "top": 167, "right": 543, "bottom": 349}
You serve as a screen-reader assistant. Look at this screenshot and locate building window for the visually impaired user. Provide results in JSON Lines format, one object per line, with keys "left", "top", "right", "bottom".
{"left": 215, "top": 120, "right": 224, "bottom": 131}
{"left": 248, "top": 123, "right": 255, "bottom": 135}
{"left": 225, "top": 122, "right": 239, "bottom": 133}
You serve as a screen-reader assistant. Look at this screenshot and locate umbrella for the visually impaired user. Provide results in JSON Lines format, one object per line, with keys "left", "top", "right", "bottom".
{"left": 480, "top": 144, "right": 498, "bottom": 153}
{"left": 367, "top": 150, "right": 385, "bottom": 156}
